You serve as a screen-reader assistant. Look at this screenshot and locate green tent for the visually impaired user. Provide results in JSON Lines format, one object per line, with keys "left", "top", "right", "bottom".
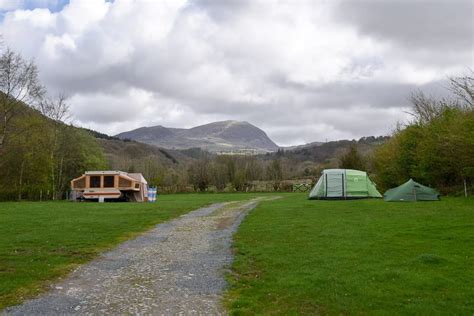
{"left": 308, "top": 169, "right": 382, "bottom": 200}
{"left": 384, "top": 179, "right": 440, "bottom": 202}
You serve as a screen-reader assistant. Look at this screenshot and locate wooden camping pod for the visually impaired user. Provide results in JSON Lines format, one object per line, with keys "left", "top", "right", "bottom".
{"left": 71, "top": 171, "right": 148, "bottom": 202}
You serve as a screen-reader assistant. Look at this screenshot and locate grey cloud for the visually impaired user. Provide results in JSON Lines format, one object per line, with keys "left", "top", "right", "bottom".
{"left": 188, "top": 0, "right": 252, "bottom": 22}
{"left": 1, "top": 0, "right": 470, "bottom": 145}
{"left": 268, "top": 74, "right": 448, "bottom": 109}
{"left": 334, "top": 0, "right": 473, "bottom": 51}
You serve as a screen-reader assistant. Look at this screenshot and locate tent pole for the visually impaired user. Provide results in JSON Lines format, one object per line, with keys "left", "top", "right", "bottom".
{"left": 325, "top": 174, "right": 328, "bottom": 198}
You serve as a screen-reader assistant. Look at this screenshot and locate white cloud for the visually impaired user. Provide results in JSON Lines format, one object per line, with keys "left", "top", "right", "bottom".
{"left": 1, "top": 0, "right": 471, "bottom": 145}
{"left": 0, "top": 0, "right": 23, "bottom": 11}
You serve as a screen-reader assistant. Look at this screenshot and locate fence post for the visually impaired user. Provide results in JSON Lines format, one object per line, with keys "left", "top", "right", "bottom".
{"left": 464, "top": 178, "right": 468, "bottom": 197}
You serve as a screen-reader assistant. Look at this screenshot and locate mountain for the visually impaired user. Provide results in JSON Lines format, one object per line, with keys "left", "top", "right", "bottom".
{"left": 116, "top": 120, "right": 279, "bottom": 153}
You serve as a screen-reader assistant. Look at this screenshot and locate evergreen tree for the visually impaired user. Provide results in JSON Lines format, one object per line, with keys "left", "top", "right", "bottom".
{"left": 339, "top": 144, "right": 366, "bottom": 170}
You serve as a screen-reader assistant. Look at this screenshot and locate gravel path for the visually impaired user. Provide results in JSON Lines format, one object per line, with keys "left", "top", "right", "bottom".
{"left": 4, "top": 198, "right": 268, "bottom": 315}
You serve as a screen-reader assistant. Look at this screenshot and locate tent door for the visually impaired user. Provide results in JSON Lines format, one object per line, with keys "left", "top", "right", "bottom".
{"left": 326, "top": 173, "right": 345, "bottom": 198}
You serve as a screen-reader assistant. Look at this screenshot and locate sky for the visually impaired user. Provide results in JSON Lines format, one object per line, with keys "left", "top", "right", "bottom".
{"left": 0, "top": 0, "right": 472, "bottom": 146}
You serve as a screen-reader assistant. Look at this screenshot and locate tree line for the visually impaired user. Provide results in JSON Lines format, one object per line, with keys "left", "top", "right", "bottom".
{"left": 371, "top": 73, "right": 473, "bottom": 195}
{"left": 186, "top": 154, "right": 287, "bottom": 192}
{"left": 107, "top": 149, "right": 293, "bottom": 193}
{"left": 337, "top": 72, "right": 473, "bottom": 195}
{"left": 0, "top": 48, "right": 106, "bottom": 201}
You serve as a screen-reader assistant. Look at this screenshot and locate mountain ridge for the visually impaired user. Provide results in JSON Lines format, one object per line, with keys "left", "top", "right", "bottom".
{"left": 116, "top": 120, "right": 279, "bottom": 153}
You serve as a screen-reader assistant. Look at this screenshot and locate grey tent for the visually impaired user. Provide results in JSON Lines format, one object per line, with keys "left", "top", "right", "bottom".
{"left": 384, "top": 179, "right": 440, "bottom": 202}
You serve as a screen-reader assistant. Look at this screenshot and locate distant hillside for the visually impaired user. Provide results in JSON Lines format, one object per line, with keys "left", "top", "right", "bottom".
{"left": 282, "top": 141, "right": 324, "bottom": 151}
{"left": 263, "top": 136, "right": 389, "bottom": 164}
{"left": 116, "top": 120, "right": 279, "bottom": 153}
{"left": 95, "top": 137, "right": 197, "bottom": 170}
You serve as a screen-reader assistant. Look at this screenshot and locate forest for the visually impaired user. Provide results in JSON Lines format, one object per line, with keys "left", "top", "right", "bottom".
{"left": 0, "top": 48, "right": 472, "bottom": 200}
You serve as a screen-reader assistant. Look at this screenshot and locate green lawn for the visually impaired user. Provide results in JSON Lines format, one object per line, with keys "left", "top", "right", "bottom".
{"left": 3, "top": 194, "right": 473, "bottom": 314}
{"left": 226, "top": 195, "right": 474, "bottom": 315}
{"left": 0, "top": 193, "right": 268, "bottom": 309}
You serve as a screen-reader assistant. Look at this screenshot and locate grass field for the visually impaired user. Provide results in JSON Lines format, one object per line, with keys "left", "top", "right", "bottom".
{"left": 0, "top": 193, "right": 269, "bottom": 309}
{"left": 3, "top": 193, "right": 473, "bottom": 313}
{"left": 225, "top": 194, "right": 474, "bottom": 315}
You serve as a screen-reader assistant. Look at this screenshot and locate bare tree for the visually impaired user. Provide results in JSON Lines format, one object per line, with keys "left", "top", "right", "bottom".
{"left": 0, "top": 48, "right": 44, "bottom": 151}
{"left": 210, "top": 161, "right": 228, "bottom": 192}
{"left": 410, "top": 71, "right": 474, "bottom": 125}
{"left": 449, "top": 70, "right": 474, "bottom": 109}
{"left": 408, "top": 90, "right": 448, "bottom": 125}
{"left": 267, "top": 159, "right": 283, "bottom": 191}
{"left": 188, "top": 157, "right": 211, "bottom": 192}
{"left": 38, "top": 93, "right": 69, "bottom": 122}
{"left": 38, "top": 94, "right": 69, "bottom": 199}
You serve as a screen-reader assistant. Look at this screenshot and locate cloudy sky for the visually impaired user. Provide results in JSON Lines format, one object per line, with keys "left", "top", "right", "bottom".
{"left": 1, "top": 0, "right": 472, "bottom": 145}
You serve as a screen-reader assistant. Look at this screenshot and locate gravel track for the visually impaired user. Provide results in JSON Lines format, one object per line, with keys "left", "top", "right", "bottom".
{"left": 4, "top": 198, "right": 267, "bottom": 315}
